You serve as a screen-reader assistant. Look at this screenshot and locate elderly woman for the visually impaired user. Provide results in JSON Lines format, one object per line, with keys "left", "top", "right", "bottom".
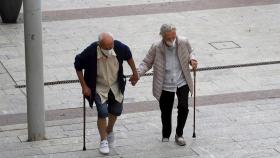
{"left": 135, "top": 24, "right": 198, "bottom": 146}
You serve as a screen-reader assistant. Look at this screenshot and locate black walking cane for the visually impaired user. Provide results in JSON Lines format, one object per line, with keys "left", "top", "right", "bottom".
{"left": 192, "top": 70, "right": 197, "bottom": 138}
{"left": 83, "top": 96, "right": 86, "bottom": 151}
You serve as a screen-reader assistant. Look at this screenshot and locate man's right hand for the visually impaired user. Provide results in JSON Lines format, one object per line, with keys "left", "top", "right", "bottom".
{"left": 129, "top": 72, "right": 139, "bottom": 86}
{"left": 82, "top": 85, "right": 91, "bottom": 97}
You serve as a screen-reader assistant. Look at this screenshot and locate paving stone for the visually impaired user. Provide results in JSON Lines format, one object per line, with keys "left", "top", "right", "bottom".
{"left": 24, "top": 148, "right": 118, "bottom": 158}
{"left": 237, "top": 137, "right": 280, "bottom": 150}
{"left": 39, "top": 0, "right": 188, "bottom": 11}
{"left": 45, "top": 117, "right": 97, "bottom": 127}
{"left": 255, "top": 102, "right": 280, "bottom": 111}
{"left": 0, "top": 129, "right": 27, "bottom": 138}
{"left": 115, "top": 141, "right": 197, "bottom": 157}
{"left": 0, "top": 136, "right": 21, "bottom": 144}
{"left": 0, "top": 147, "right": 43, "bottom": 158}
{"left": 39, "top": 142, "right": 98, "bottom": 155}
{"left": 18, "top": 130, "right": 69, "bottom": 142}
{"left": 29, "top": 137, "right": 86, "bottom": 148}
{"left": 190, "top": 142, "right": 246, "bottom": 158}
{"left": 0, "top": 142, "right": 33, "bottom": 152}
{"left": 241, "top": 148, "right": 280, "bottom": 158}
{"left": 119, "top": 147, "right": 197, "bottom": 158}
{"left": 62, "top": 128, "right": 98, "bottom": 138}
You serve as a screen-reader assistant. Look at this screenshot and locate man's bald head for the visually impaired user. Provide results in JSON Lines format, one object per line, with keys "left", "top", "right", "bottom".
{"left": 98, "top": 32, "right": 114, "bottom": 50}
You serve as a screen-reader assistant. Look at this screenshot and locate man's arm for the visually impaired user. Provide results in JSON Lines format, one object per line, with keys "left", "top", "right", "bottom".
{"left": 127, "top": 58, "right": 139, "bottom": 86}
{"left": 120, "top": 43, "right": 139, "bottom": 86}
{"left": 74, "top": 44, "right": 93, "bottom": 96}
{"left": 76, "top": 70, "right": 91, "bottom": 97}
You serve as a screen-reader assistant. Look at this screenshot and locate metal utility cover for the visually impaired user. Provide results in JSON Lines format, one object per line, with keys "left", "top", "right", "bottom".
{"left": 209, "top": 41, "right": 241, "bottom": 50}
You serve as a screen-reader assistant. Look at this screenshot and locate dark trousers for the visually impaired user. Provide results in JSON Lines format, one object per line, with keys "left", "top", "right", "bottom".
{"left": 159, "top": 85, "right": 189, "bottom": 138}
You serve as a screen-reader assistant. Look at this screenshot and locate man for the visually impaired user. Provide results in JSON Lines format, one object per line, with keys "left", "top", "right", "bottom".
{"left": 74, "top": 32, "right": 138, "bottom": 154}
{"left": 134, "top": 24, "right": 198, "bottom": 146}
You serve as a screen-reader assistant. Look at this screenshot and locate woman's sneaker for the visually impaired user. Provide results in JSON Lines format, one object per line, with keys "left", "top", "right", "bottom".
{"left": 99, "top": 140, "right": 109, "bottom": 154}
{"left": 175, "top": 135, "right": 186, "bottom": 146}
{"left": 107, "top": 132, "right": 115, "bottom": 147}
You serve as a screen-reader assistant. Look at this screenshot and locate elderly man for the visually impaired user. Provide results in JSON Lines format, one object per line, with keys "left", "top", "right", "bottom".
{"left": 135, "top": 24, "right": 198, "bottom": 146}
{"left": 74, "top": 32, "right": 138, "bottom": 154}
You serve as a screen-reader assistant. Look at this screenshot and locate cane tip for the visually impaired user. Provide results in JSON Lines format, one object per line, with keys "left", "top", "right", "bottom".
{"left": 192, "top": 133, "right": 196, "bottom": 138}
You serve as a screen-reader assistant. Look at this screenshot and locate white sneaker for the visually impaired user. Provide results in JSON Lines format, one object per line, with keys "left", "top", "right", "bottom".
{"left": 107, "top": 132, "right": 115, "bottom": 147}
{"left": 99, "top": 140, "right": 109, "bottom": 154}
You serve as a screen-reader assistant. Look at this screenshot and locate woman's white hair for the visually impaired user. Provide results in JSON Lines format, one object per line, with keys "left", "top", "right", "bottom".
{"left": 98, "top": 32, "right": 114, "bottom": 43}
{"left": 159, "top": 24, "right": 176, "bottom": 36}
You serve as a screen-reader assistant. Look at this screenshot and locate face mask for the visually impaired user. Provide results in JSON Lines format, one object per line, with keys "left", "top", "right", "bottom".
{"left": 165, "top": 39, "right": 176, "bottom": 47}
{"left": 101, "top": 48, "right": 113, "bottom": 56}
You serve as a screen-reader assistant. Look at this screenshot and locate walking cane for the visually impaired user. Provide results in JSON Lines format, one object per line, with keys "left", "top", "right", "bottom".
{"left": 192, "top": 70, "right": 196, "bottom": 138}
{"left": 83, "top": 96, "right": 86, "bottom": 151}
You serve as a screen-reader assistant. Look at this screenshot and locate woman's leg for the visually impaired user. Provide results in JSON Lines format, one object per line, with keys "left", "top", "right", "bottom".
{"left": 176, "top": 85, "right": 190, "bottom": 137}
{"left": 159, "top": 90, "right": 175, "bottom": 138}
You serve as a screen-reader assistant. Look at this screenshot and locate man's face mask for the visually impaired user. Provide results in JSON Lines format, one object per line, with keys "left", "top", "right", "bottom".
{"left": 100, "top": 44, "right": 114, "bottom": 56}
{"left": 101, "top": 48, "right": 112, "bottom": 56}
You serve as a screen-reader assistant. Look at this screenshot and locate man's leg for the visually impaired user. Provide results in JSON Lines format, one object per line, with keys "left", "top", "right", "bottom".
{"left": 94, "top": 93, "right": 110, "bottom": 154}
{"left": 107, "top": 90, "right": 123, "bottom": 132}
{"left": 176, "top": 85, "right": 190, "bottom": 137}
{"left": 106, "top": 113, "right": 117, "bottom": 147}
{"left": 159, "top": 90, "right": 175, "bottom": 139}
{"left": 95, "top": 93, "right": 109, "bottom": 140}
{"left": 107, "top": 113, "right": 117, "bottom": 134}
{"left": 97, "top": 118, "right": 109, "bottom": 155}
{"left": 107, "top": 90, "right": 123, "bottom": 146}
{"left": 97, "top": 118, "right": 108, "bottom": 140}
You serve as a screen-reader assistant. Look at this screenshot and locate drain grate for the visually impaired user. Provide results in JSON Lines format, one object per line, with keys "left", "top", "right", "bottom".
{"left": 209, "top": 41, "right": 241, "bottom": 50}
{"left": 15, "top": 60, "right": 280, "bottom": 88}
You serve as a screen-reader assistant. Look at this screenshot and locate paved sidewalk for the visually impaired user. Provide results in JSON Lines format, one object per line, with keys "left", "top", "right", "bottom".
{"left": 0, "top": 0, "right": 280, "bottom": 157}
{"left": 0, "top": 98, "right": 280, "bottom": 158}
{"left": 1, "top": 0, "right": 280, "bottom": 114}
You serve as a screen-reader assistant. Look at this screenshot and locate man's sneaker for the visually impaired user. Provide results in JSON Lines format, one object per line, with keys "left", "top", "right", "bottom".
{"left": 162, "top": 138, "right": 169, "bottom": 142}
{"left": 175, "top": 135, "right": 186, "bottom": 146}
{"left": 99, "top": 140, "right": 109, "bottom": 154}
{"left": 107, "top": 132, "right": 115, "bottom": 147}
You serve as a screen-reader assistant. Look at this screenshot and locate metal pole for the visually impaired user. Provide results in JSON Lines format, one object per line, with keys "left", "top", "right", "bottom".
{"left": 23, "top": 0, "right": 46, "bottom": 141}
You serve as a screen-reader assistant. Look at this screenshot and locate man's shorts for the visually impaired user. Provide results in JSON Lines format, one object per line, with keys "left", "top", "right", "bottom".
{"left": 94, "top": 90, "right": 123, "bottom": 118}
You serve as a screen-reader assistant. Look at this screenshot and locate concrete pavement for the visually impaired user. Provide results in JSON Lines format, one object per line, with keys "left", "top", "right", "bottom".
{"left": 0, "top": 98, "right": 280, "bottom": 157}
{"left": 1, "top": 0, "right": 280, "bottom": 114}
